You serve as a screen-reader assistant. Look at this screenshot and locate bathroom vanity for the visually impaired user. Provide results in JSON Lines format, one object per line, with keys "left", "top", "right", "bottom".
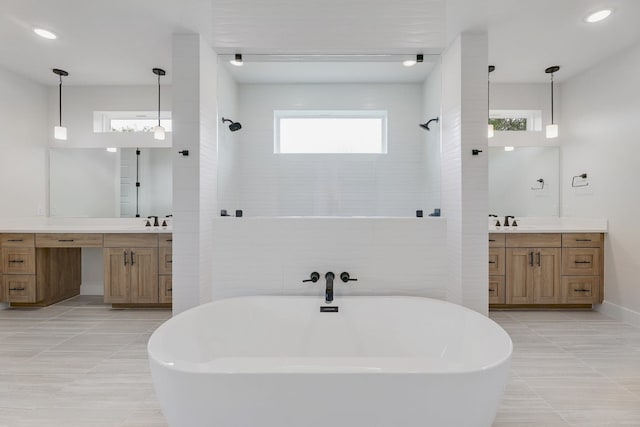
{"left": 0, "top": 224, "right": 172, "bottom": 308}
{"left": 488, "top": 219, "right": 607, "bottom": 309}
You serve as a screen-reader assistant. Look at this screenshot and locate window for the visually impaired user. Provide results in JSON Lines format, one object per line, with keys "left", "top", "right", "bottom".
{"left": 489, "top": 109, "right": 542, "bottom": 131}
{"left": 274, "top": 110, "right": 387, "bottom": 154}
{"left": 93, "top": 111, "right": 172, "bottom": 133}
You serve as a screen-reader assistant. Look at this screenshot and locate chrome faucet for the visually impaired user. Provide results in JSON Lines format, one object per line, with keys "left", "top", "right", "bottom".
{"left": 324, "top": 272, "right": 335, "bottom": 303}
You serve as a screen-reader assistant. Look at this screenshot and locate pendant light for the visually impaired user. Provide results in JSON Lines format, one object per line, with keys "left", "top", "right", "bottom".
{"left": 488, "top": 65, "right": 495, "bottom": 138}
{"left": 545, "top": 66, "right": 560, "bottom": 139}
{"left": 52, "top": 68, "right": 68, "bottom": 140}
{"left": 152, "top": 68, "right": 166, "bottom": 140}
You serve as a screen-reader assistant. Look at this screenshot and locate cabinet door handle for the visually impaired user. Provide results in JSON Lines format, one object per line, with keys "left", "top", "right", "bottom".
{"left": 489, "top": 239, "right": 496, "bottom": 242}
{"left": 7, "top": 239, "right": 23, "bottom": 242}
{"left": 167, "top": 288, "right": 173, "bottom": 292}
{"left": 576, "top": 239, "right": 592, "bottom": 242}
{"left": 488, "top": 287, "right": 495, "bottom": 292}
{"left": 9, "top": 287, "right": 26, "bottom": 291}
{"left": 488, "top": 261, "right": 496, "bottom": 264}
{"left": 537, "top": 252, "right": 541, "bottom": 267}
{"left": 58, "top": 239, "right": 74, "bottom": 242}
{"left": 575, "top": 260, "right": 591, "bottom": 264}
{"left": 123, "top": 251, "right": 128, "bottom": 266}
{"left": 574, "top": 289, "right": 590, "bottom": 292}
{"left": 130, "top": 251, "right": 135, "bottom": 266}
{"left": 529, "top": 252, "right": 534, "bottom": 266}
{"left": 8, "top": 260, "right": 25, "bottom": 263}
{"left": 166, "top": 239, "right": 173, "bottom": 242}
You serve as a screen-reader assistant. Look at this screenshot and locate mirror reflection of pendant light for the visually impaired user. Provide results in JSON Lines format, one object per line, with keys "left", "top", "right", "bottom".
{"left": 152, "top": 68, "right": 166, "bottom": 140}
{"left": 52, "top": 68, "right": 68, "bottom": 140}
{"left": 488, "top": 65, "right": 495, "bottom": 138}
{"left": 545, "top": 66, "right": 560, "bottom": 139}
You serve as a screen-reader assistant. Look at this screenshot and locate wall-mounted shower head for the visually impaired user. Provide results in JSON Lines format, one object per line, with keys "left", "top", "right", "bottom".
{"left": 419, "top": 117, "right": 439, "bottom": 131}
{"left": 222, "top": 117, "right": 242, "bottom": 132}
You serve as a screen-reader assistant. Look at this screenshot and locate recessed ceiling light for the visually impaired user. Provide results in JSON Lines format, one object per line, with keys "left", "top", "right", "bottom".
{"left": 585, "top": 9, "right": 612, "bottom": 23}
{"left": 33, "top": 28, "right": 57, "bottom": 39}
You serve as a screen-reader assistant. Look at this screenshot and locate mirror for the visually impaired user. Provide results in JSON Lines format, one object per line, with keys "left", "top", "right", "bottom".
{"left": 50, "top": 148, "right": 172, "bottom": 218}
{"left": 216, "top": 55, "right": 441, "bottom": 217}
{"left": 488, "top": 146, "right": 559, "bottom": 217}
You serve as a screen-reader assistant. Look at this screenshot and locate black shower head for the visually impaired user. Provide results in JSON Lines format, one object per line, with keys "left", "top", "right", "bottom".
{"left": 221, "top": 117, "right": 242, "bottom": 132}
{"left": 420, "top": 117, "right": 439, "bottom": 131}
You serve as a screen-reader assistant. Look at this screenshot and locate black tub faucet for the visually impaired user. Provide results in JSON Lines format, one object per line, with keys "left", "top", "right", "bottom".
{"left": 324, "top": 272, "right": 335, "bottom": 303}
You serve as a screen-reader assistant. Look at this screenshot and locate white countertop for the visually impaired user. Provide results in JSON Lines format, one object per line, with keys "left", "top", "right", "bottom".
{"left": 489, "top": 217, "right": 608, "bottom": 233}
{"left": 0, "top": 218, "right": 172, "bottom": 234}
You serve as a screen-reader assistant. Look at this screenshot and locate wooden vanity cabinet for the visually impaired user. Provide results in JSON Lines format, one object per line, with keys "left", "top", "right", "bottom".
{"left": 490, "top": 232, "right": 604, "bottom": 309}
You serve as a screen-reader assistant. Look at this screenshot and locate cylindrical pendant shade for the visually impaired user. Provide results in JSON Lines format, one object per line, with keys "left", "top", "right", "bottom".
{"left": 154, "top": 125, "right": 166, "bottom": 140}
{"left": 54, "top": 126, "right": 67, "bottom": 140}
{"left": 546, "top": 123, "right": 558, "bottom": 139}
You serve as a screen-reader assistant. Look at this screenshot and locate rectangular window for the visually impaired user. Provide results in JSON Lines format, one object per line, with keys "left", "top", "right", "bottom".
{"left": 274, "top": 110, "right": 387, "bottom": 154}
{"left": 93, "top": 111, "right": 172, "bottom": 133}
{"left": 489, "top": 109, "right": 542, "bottom": 131}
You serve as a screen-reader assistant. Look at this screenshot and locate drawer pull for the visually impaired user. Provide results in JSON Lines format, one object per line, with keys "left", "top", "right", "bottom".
{"left": 7, "top": 239, "right": 24, "bottom": 242}
{"left": 58, "top": 239, "right": 75, "bottom": 242}
{"left": 167, "top": 288, "right": 173, "bottom": 292}
{"left": 575, "top": 239, "right": 592, "bottom": 242}
{"left": 8, "top": 260, "right": 25, "bottom": 263}
{"left": 9, "top": 287, "right": 26, "bottom": 291}
{"left": 488, "top": 288, "right": 495, "bottom": 292}
{"left": 166, "top": 239, "right": 173, "bottom": 242}
{"left": 488, "top": 261, "right": 496, "bottom": 264}
{"left": 575, "top": 261, "right": 592, "bottom": 264}
{"left": 167, "top": 260, "right": 172, "bottom": 264}
{"left": 574, "top": 289, "right": 590, "bottom": 292}
{"left": 489, "top": 239, "right": 496, "bottom": 242}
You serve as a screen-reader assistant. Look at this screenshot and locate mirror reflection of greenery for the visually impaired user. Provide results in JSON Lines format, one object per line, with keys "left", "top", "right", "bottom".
{"left": 489, "top": 118, "right": 527, "bottom": 131}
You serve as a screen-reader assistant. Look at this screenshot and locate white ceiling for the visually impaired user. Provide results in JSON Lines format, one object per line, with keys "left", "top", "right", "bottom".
{"left": 0, "top": 0, "right": 639, "bottom": 86}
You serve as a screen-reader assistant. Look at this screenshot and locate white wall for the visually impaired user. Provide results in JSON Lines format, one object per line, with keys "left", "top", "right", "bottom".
{"left": 560, "top": 41, "right": 640, "bottom": 324}
{"left": 0, "top": 67, "right": 48, "bottom": 219}
{"left": 48, "top": 85, "right": 173, "bottom": 148}
{"left": 232, "top": 83, "right": 428, "bottom": 217}
{"left": 211, "top": 218, "right": 447, "bottom": 301}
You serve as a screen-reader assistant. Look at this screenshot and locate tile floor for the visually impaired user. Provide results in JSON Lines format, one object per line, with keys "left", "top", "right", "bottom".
{"left": 1, "top": 297, "right": 639, "bottom": 426}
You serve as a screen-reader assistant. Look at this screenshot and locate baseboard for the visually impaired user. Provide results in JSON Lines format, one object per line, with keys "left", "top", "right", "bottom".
{"left": 80, "top": 281, "right": 104, "bottom": 296}
{"left": 596, "top": 300, "right": 640, "bottom": 328}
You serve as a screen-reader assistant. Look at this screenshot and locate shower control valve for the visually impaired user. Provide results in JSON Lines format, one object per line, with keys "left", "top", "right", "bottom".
{"left": 302, "top": 272, "right": 320, "bottom": 283}
{"left": 340, "top": 272, "right": 358, "bottom": 283}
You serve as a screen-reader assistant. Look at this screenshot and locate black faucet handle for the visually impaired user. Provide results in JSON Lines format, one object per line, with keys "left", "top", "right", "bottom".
{"left": 489, "top": 214, "right": 498, "bottom": 218}
{"left": 340, "top": 272, "right": 357, "bottom": 283}
{"left": 302, "top": 272, "right": 320, "bottom": 283}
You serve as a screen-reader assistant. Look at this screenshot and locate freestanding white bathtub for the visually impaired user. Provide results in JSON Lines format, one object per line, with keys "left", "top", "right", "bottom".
{"left": 148, "top": 296, "right": 512, "bottom": 427}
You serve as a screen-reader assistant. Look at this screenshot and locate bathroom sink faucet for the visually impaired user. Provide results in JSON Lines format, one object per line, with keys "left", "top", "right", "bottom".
{"left": 325, "top": 272, "right": 335, "bottom": 303}
{"left": 148, "top": 216, "right": 159, "bottom": 227}
{"left": 504, "top": 215, "right": 515, "bottom": 227}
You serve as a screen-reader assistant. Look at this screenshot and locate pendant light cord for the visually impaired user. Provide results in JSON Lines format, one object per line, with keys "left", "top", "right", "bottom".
{"left": 550, "top": 72, "right": 554, "bottom": 125}
{"left": 157, "top": 74, "right": 161, "bottom": 127}
{"left": 59, "top": 75, "right": 63, "bottom": 127}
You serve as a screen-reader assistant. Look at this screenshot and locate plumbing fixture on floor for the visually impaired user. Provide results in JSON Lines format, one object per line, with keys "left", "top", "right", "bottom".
{"left": 222, "top": 117, "right": 242, "bottom": 131}
{"left": 419, "top": 117, "right": 439, "bottom": 131}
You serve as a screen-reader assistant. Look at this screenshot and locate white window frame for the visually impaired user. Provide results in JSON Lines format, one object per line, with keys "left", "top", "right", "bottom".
{"left": 93, "top": 111, "right": 172, "bottom": 133}
{"left": 273, "top": 110, "right": 388, "bottom": 154}
{"left": 489, "top": 109, "right": 542, "bottom": 131}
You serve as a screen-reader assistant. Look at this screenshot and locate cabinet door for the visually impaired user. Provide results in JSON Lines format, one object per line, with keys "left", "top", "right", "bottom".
{"left": 533, "top": 248, "right": 561, "bottom": 304}
{"left": 506, "top": 248, "right": 534, "bottom": 304}
{"left": 562, "top": 276, "right": 599, "bottom": 304}
{"left": 2, "top": 248, "right": 36, "bottom": 275}
{"left": 4, "top": 275, "right": 36, "bottom": 303}
{"left": 130, "top": 248, "right": 158, "bottom": 304}
{"left": 104, "top": 248, "right": 129, "bottom": 303}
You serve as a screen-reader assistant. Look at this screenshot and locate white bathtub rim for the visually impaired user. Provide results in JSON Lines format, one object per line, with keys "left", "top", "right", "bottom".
{"left": 148, "top": 295, "right": 513, "bottom": 375}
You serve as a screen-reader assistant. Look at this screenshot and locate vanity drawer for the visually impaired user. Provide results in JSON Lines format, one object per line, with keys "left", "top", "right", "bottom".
{"left": 562, "top": 248, "right": 600, "bottom": 276}
{"left": 158, "top": 234, "right": 173, "bottom": 248}
{"left": 561, "top": 276, "right": 599, "bottom": 304}
{"left": 4, "top": 275, "right": 36, "bottom": 303}
{"left": 489, "top": 276, "right": 506, "bottom": 304}
{"left": 488, "top": 248, "right": 505, "bottom": 276}
{"left": 103, "top": 234, "right": 158, "bottom": 248}
{"left": 36, "top": 233, "right": 104, "bottom": 248}
{"left": 489, "top": 233, "right": 505, "bottom": 248}
{"left": 159, "top": 275, "right": 172, "bottom": 304}
{"left": 2, "top": 248, "right": 36, "bottom": 275}
{"left": 159, "top": 247, "right": 173, "bottom": 275}
{"left": 1, "top": 234, "right": 35, "bottom": 247}
{"left": 506, "top": 233, "right": 561, "bottom": 248}
{"left": 562, "top": 233, "right": 602, "bottom": 248}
